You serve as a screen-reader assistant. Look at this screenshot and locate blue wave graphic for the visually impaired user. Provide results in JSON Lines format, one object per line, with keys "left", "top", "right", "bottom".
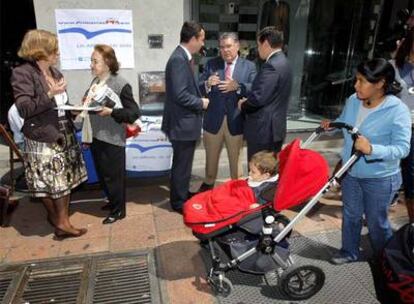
{"left": 127, "top": 144, "right": 171, "bottom": 153}
{"left": 58, "top": 27, "right": 131, "bottom": 39}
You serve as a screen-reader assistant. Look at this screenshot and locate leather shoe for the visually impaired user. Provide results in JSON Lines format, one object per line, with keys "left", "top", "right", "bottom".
{"left": 103, "top": 211, "right": 126, "bottom": 224}
{"left": 330, "top": 252, "right": 357, "bottom": 265}
{"left": 198, "top": 182, "right": 214, "bottom": 193}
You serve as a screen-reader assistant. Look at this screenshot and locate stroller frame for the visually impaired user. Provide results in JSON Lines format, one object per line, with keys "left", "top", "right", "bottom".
{"left": 203, "top": 122, "right": 362, "bottom": 299}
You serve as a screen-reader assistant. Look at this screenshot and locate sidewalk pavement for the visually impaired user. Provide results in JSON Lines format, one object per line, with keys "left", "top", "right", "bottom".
{"left": 0, "top": 140, "right": 410, "bottom": 304}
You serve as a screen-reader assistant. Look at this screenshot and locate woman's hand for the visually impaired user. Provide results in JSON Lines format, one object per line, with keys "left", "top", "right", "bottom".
{"left": 48, "top": 78, "right": 67, "bottom": 98}
{"left": 320, "top": 119, "right": 332, "bottom": 130}
{"left": 97, "top": 106, "right": 113, "bottom": 117}
{"left": 355, "top": 135, "right": 373, "bottom": 155}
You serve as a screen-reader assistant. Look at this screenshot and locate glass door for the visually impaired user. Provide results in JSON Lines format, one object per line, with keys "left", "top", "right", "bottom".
{"left": 300, "top": 0, "right": 378, "bottom": 119}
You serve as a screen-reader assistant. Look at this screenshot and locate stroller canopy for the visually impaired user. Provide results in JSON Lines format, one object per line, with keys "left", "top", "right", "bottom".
{"left": 274, "top": 139, "right": 329, "bottom": 211}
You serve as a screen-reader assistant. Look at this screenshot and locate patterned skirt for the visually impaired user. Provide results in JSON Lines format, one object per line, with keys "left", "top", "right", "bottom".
{"left": 23, "top": 120, "right": 87, "bottom": 199}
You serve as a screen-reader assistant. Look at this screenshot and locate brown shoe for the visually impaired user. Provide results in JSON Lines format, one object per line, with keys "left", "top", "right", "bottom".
{"left": 53, "top": 227, "right": 88, "bottom": 240}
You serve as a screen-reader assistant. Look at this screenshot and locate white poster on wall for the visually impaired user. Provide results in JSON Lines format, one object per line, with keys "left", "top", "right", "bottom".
{"left": 55, "top": 9, "right": 134, "bottom": 70}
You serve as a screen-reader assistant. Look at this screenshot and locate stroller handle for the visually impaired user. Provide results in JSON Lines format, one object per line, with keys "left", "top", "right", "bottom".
{"left": 303, "top": 121, "right": 361, "bottom": 151}
{"left": 315, "top": 121, "right": 360, "bottom": 136}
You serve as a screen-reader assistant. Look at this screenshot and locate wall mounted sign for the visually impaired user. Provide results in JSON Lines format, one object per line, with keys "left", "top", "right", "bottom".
{"left": 55, "top": 9, "right": 134, "bottom": 70}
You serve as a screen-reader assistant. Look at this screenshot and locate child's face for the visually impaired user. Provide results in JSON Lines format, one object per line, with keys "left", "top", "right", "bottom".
{"left": 248, "top": 163, "right": 270, "bottom": 182}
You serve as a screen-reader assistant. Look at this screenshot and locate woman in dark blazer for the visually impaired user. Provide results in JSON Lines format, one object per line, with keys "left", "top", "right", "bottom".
{"left": 11, "top": 29, "right": 87, "bottom": 239}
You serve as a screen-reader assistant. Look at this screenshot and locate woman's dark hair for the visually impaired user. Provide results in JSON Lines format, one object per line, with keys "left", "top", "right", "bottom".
{"left": 94, "top": 44, "right": 119, "bottom": 74}
{"left": 395, "top": 28, "right": 414, "bottom": 69}
{"left": 357, "top": 58, "right": 401, "bottom": 95}
{"left": 180, "top": 21, "right": 204, "bottom": 43}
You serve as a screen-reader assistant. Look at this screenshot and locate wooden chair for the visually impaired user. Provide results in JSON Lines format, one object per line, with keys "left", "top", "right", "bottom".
{"left": 0, "top": 123, "right": 24, "bottom": 227}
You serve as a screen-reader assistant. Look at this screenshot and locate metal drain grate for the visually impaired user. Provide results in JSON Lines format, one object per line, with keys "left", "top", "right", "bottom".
{"left": 0, "top": 251, "right": 160, "bottom": 304}
{"left": 21, "top": 265, "right": 83, "bottom": 304}
{"left": 93, "top": 256, "right": 152, "bottom": 304}
{"left": 0, "top": 272, "right": 14, "bottom": 301}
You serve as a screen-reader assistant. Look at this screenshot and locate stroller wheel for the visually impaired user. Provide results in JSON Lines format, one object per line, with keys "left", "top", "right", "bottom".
{"left": 280, "top": 264, "right": 325, "bottom": 300}
{"left": 208, "top": 275, "right": 233, "bottom": 297}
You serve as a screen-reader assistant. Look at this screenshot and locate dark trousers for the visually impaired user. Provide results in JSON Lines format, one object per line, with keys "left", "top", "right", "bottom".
{"left": 90, "top": 138, "right": 126, "bottom": 215}
{"left": 247, "top": 140, "right": 283, "bottom": 161}
{"left": 401, "top": 131, "right": 414, "bottom": 199}
{"left": 170, "top": 140, "right": 196, "bottom": 210}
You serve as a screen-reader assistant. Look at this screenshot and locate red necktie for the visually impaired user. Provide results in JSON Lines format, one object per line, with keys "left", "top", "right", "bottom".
{"left": 225, "top": 63, "right": 232, "bottom": 79}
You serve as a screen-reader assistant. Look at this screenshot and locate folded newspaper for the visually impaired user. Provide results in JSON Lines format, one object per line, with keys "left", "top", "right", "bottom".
{"left": 55, "top": 105, "right": 103, "bottom": 112}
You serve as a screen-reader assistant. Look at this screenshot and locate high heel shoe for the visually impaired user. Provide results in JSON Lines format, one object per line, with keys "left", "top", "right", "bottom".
{"left": 102, "top": 211, "right": 125, "bottom": 224}
{"left": 53, "top": 227, "right": 88, "bottom": 240}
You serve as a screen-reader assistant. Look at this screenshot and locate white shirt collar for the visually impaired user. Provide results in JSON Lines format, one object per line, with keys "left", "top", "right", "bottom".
{"left": 247, "top": 174, "right": 278, "bottom": 188}
{"left": 266, "top": 49, "right": 282, "bottom": 62}
{"left": 225, "top": 56, "right": 238, "bottom": 66}
{"left": 179, "top": 44, "right": 192, "bottom": 61}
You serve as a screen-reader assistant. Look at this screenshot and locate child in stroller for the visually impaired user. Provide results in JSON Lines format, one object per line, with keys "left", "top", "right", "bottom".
{"left": 183, "top": 139, "right": 329, "bottom": 300}
{"left": 247, "top": 151, "right": 279, "bottom": 209}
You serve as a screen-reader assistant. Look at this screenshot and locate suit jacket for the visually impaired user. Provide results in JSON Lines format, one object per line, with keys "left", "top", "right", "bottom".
{"left": 241, "top": 51, "right": 292, "bottom": 144}
{"left": 199, "top": 57, "right": 256, "bottom": 135}
{"left": 11, "top": 61, "right": 72, "bottom": 143}
{"left": 161, "top": 46, "right": 203, "bottom": 141}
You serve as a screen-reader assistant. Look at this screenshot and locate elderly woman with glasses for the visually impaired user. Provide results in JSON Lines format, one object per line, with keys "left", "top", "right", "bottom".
{"left": 81, "top": 44, "right": 140, "bottom": 224}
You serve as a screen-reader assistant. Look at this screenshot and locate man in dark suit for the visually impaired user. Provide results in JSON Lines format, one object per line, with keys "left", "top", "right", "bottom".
{"left": 161, "top": 21, "right": 209, "bottom": 213}
{"left": 239, "top": 26, "right": 292, "bottom": 160}
{"left": 197, "top": 32, "right": 256, "bottom": 192}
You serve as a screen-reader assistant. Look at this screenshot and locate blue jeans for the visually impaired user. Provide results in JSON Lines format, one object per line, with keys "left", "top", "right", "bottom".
{"left": 340, "top": 173, "right": 401, "bottom": 260}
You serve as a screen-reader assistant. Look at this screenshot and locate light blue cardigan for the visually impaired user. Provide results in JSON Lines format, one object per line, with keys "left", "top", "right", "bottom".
{"left": 336, "top": 93, "right": 411, "bottom": 178}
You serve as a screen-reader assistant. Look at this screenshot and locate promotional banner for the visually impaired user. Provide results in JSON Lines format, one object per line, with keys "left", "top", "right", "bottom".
{"left": 55, "top": 9, "right": 134, "bottom": 70}
{"left": 126, "top": 116, "right": 173, "bottom": 173}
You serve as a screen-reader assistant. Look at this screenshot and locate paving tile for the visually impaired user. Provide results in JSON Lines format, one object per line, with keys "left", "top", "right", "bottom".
{"left": 109, "top": 213, "right": 156, "bottom": 250}
{"left": 156, "top": 240, "right": 214, "bottom": 303}
{"left": 129, "top": 185, "right": 169, "bottom": 204}
{"left": 0, "top": 247, "right": 10, "bottom": 263}
{"left": 152, "top": 200, "right": 174, "bottom": 216}
{"left": 110, "top": 232, "right": 156, "bottom": 251}
{"left": 70, "top": 222, "right": 111, "bottom": 239}
{"left": 157, "top": 227, "right": 196, "bottom": 245}
{"left": 110, "top": 214, "right": 155, "bottom": 236}
{"left": 126, "top": 200, "right": 153, "bottom": 215}
{"left": 156, "top": 240, "right": 203, "bottom": 279}
{"left": 58, "top": 236, "right": 109, "bottom": 257}
{"left": 5, "top": 239, "right": 60, "bottom": 262}
{"left": 166, "top": 279, "right": 214, "bottom": 304}
{"left": 0, "top": 227, "right": 21, "bottom": 248}
{"left": 154, "top": 212, "right": 186, "bottom": 232}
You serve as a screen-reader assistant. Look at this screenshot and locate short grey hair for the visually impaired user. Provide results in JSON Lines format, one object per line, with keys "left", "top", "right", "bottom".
{"left": 219, "top": 32, "right": 239, "bottom": 42}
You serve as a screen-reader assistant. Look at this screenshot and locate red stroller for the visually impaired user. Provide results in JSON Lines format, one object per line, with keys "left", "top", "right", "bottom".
{"left": 183, "top": 123, "right": 362, "bottom": 300}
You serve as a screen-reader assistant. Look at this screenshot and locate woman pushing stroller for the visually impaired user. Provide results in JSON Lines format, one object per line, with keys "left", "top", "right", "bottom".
{"left": 321, "top": 58, "right": 412, "bottom": 264}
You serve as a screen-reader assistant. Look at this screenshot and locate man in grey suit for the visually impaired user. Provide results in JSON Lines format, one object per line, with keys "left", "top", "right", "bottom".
{"left": 197, "top": 32, "right": 256, "bottom": 192}
{"left": 161, "top": 21, "right": 209, "bottom": 213}
{"left": 239, "top": 27, "right": 292, "bottom": 160}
